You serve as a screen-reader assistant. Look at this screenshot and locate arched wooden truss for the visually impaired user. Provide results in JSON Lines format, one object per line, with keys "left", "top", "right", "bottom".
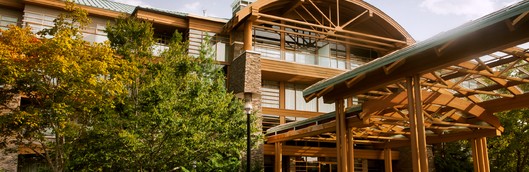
{"left": 226, "top": 0, "right": 414, "bottom": 54}
{"left": 267, "top": 1, "right": 529, "bottom": 172}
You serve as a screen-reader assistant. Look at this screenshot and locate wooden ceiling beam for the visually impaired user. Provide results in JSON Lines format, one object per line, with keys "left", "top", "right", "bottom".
{"left": 446, "top": 66, "right": 529, "bottom": 84}
{"left": 383, "top": 129, "right": 501, "bottom": 148}
{"left": 256, "top": 12, "right": 406, "bottom": 44}
{"left": 306, "top": 0, "right": 336, "bottom": 27}
{"left": 361, "top": 91, "right": 502, "bottom": 129}
{"left": 340, "top": 10, "right": 368, "bottom": 29}
{"left": 253, "top": 25, "right": 388, "bottom": 51}
{"left": 478, "top": 92, "right": 529, "bottom": 113}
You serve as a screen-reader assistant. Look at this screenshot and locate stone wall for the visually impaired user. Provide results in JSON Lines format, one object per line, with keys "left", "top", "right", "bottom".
{"left": 0, "top": 95, "right": 21, "bottom": 172}
{"left": 394, "top": 145, "right": 435, "bottom": 172}
{"left": 228, "top": 51, "right": 264, "bottom": 171}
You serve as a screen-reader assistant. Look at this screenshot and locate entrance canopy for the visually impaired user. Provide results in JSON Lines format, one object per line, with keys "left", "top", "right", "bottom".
{"left": 267, "top": 0, "right": 529, "bottom": 148}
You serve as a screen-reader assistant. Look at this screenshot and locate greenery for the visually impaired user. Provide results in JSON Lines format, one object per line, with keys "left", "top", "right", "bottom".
{"left": 1, "top": 3, "right": 251, "bottom": 172}
{"left": 489, "top": 109, "right": 529, "bottom": 172}
{"left": 433, "top": 140, "right": 473, "bottom": 172}
{"left": 66, "top": 17, "right": 250, "bottom": 171}
{"left": 0, "top": 2, "right": 135, "bottom": 172}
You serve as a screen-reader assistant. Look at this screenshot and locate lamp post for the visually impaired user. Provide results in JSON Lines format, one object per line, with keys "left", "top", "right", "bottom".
{"left": 244, "top": 96, "right": 253, "bottom": 172}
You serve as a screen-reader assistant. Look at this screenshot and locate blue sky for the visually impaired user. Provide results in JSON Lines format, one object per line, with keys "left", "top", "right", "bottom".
{"left": 112, "top": 0, "right": 521, "bottom": 41}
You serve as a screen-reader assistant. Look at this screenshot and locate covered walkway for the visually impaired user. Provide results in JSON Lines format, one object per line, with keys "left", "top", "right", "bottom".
{"left": 266, "top": 1, "right": 529, "bottom": 171}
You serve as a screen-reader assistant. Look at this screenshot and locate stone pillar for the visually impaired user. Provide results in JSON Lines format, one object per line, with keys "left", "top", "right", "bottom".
{"left": 0, "top": 95, "right": 21, "bottom": 172}
{"left": 228, "top": 51, "right": 263, "bottom": 171}
{"left": 395, "top": 146, "right": 435, "bottom": 172}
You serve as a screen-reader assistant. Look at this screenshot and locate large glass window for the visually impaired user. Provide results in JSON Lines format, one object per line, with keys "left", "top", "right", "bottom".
{"left": 188, "top": 29, "right": 228, "bottom": 62}
{"left": 285, "top": 83, "right": 317, "bottom": 112}
{"left": 0, "top": 15, "right": 18, "bottom": 30}
{"left": 262, "top": 80, "right": 280, "bottom": 108}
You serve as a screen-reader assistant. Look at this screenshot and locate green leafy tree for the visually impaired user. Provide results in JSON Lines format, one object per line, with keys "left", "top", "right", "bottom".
{"left": 67, "top": 17, "right": 249, "bottom": 171}
{"left": 489, "top": 109, "right": 529, "bottom": 172}
{"left": 433, "top": 140, "right": 473, "bottom": 172}
{"left": 0, "top": 2, "right": 135, "bottom": 172}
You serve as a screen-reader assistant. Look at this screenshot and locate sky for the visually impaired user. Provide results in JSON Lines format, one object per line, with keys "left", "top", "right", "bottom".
{"left": 111, "top": 0, "right": 522, "bottom": 41}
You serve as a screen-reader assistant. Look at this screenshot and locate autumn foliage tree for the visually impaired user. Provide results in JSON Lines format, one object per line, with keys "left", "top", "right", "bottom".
{"left": 0, "top": 3, "right": 136, "bottom": 172}
{"left": 66, "top": 17, "right": 249, "bottom": 171}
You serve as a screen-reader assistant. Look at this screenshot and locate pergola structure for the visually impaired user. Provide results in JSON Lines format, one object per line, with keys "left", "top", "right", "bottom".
{"left": 267, "top": 1, "right": 529, "bottom": 172}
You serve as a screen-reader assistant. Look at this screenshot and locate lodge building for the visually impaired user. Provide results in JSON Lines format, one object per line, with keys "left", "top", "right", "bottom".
{"left": 2, "top": 0, "right": 529, "bottom": 171}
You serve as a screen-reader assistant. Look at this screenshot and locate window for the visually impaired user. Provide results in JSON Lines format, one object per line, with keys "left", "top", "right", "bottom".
{"left": 285, "top": 83, "right": 317, "bottom": 112}
{"left": 23, "top": 11, "right": 55, "bottom": 34}
{"left": 0, "top": 15, "right": 18, "bottom": 30}
{"left": 262, "top": 81, "right": 280, "bottom": 108}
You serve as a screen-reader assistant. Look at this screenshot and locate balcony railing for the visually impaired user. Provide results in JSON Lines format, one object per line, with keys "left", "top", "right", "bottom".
{"left": 254, "top": 45, "right": 364, "bottom": 70}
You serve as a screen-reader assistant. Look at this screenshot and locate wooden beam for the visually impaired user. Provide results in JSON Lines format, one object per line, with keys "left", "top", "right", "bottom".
{"left": 264, "top": 145, "right": 401, "bottom": 160}
{"left": 346, "top": 74, "right": 366, "bottom": 88}
{"left": 275, "top": 142, "right": 282, "bottom": 172}
{"left": 406, "top": 77, "right": 420, "bottom": 172}
{"left": 336, "top": 98, "right": 348, "bottom": 172}
{"left": 306, "top": 0, "right": 336, "bottom": 27}
{"left": 280, "top": 0, "right": 304, "bottom": 16}
{"left": 316, "top": 86, "right": 334, "bottom": 98}
{"left": 243, "top": 20, "right": 253, "bottom": 51}
{"left": 361, "top": 90, "right": 502, "bottom": 130}
{"left": 383, "top": 59, "right": 406, "bottom": 75}
{"left": 512, "top": 11, "right": 529, "bottom": 27}
{"left": 384, "top": 129, "right": 501, "bottom": 148}
{"left": 341, "top": 10, "right": 369, "bottom": 29}
{"left": 478, "top": 92, "right": 529, "bottom": 113}
{"left": 413, "top": 75, "right": 429, "bottom": 172}
{"left": 384, "top": 148, "right": 393, "bottom": 172}
{"left": 447, "top": 66, "right": 529, "bottom": 84}
{"left": 256, "top": 13, "right": 407, "bottom": 44}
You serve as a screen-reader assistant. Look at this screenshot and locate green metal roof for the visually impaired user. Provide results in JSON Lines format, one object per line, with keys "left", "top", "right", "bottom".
{"left": 135, "top": 6, "right": 188, "bottom": 17}
{"left": 303, "top": 0, "right": 529, "bottom": 98}
{"left": 266, "top": 106, "right": 362, "bottom": 135}
{"left": 73, "top": 0, "right": 136, "bottom": 13}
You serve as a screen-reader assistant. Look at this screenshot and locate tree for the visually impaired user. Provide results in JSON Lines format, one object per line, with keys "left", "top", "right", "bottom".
{"left": 433, "top": 140, "right": 474, "bottom": 172}
{"left": 489, "top": 109, "right": 529, "bottom": 172}
{"left": 67, "top": 17, "right": 250, "bottom": 171}
{"left": 0, "top": 3, "right": 136, "bottom": 172}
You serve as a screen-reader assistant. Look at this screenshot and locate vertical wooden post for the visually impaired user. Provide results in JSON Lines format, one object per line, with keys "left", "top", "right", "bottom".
{"left": 347, "top": 128, "right": 355, "bottom": 172}
{"left": 482, "top": 138, "right": 490, "bottom": 172}
{"left": 336, "top": 99, "right": 348, "bottom": 172}
{"left": 413, "top": 75, "right": 429, "bottom": 172}
{"left": 471, "top": 137, "right": 490, "bottom": 172}
{"left": 346, "top": 45, "right": 351, "bottom": 69}
{"left": 406, "top": 77, "right": 420, "bottom": 172}
{"left": 384, "top": 148, "right": 393, "bottom": 172}
{"left": 280, "top": 21, "right": 285, "bottom": 60}
{"left": 275, "top": 142, "right": 282, "bottom": 172}
{"left": 471, "top": 139, "right": 481, "bottom": 172}
{"left": 243, "top": 20, "right": 253, "bottom": 51}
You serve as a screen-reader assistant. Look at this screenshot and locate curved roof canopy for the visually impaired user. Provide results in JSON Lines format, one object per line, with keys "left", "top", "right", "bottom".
{"left": 266, "top": 0, "right": 529, "bottom": 147}
{"left": 226, "top": 0, "right": 415, "bottom": 54}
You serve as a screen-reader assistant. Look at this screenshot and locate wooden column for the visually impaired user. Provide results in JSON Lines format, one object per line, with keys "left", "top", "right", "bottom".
{"left": 280, "top": 21, "right": 285, "bottom": 60}
{"left": 384, "top": 148, "right": 393, "bottom": 172}
{"left": 482, "top": 138, "right": 490, "bottom": 172}
{"left": 413, "top": 75, "right": 429, "bottom": 172}
{"left": 336, "top": 98, "right": 348, "bottom": 172}
{"left": 347, "top": 128, "right": 355, "bottom": 172}
{"left": 406, "top": 76, "right": 429, "bottom": 172}
{"left": 406, "top": 77, "right": 420, "bottom": 172}
{"left": 471, "top": 137, "right": 490, "bottom": 172}
{"left": 471, "top": 139, "right": 481, "bottom": 172}
{"left": 275, "top": 142, "right": 282, "bottom": 172}
{"left": 243, "top": 20, "right": 253, "bottom": 51}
